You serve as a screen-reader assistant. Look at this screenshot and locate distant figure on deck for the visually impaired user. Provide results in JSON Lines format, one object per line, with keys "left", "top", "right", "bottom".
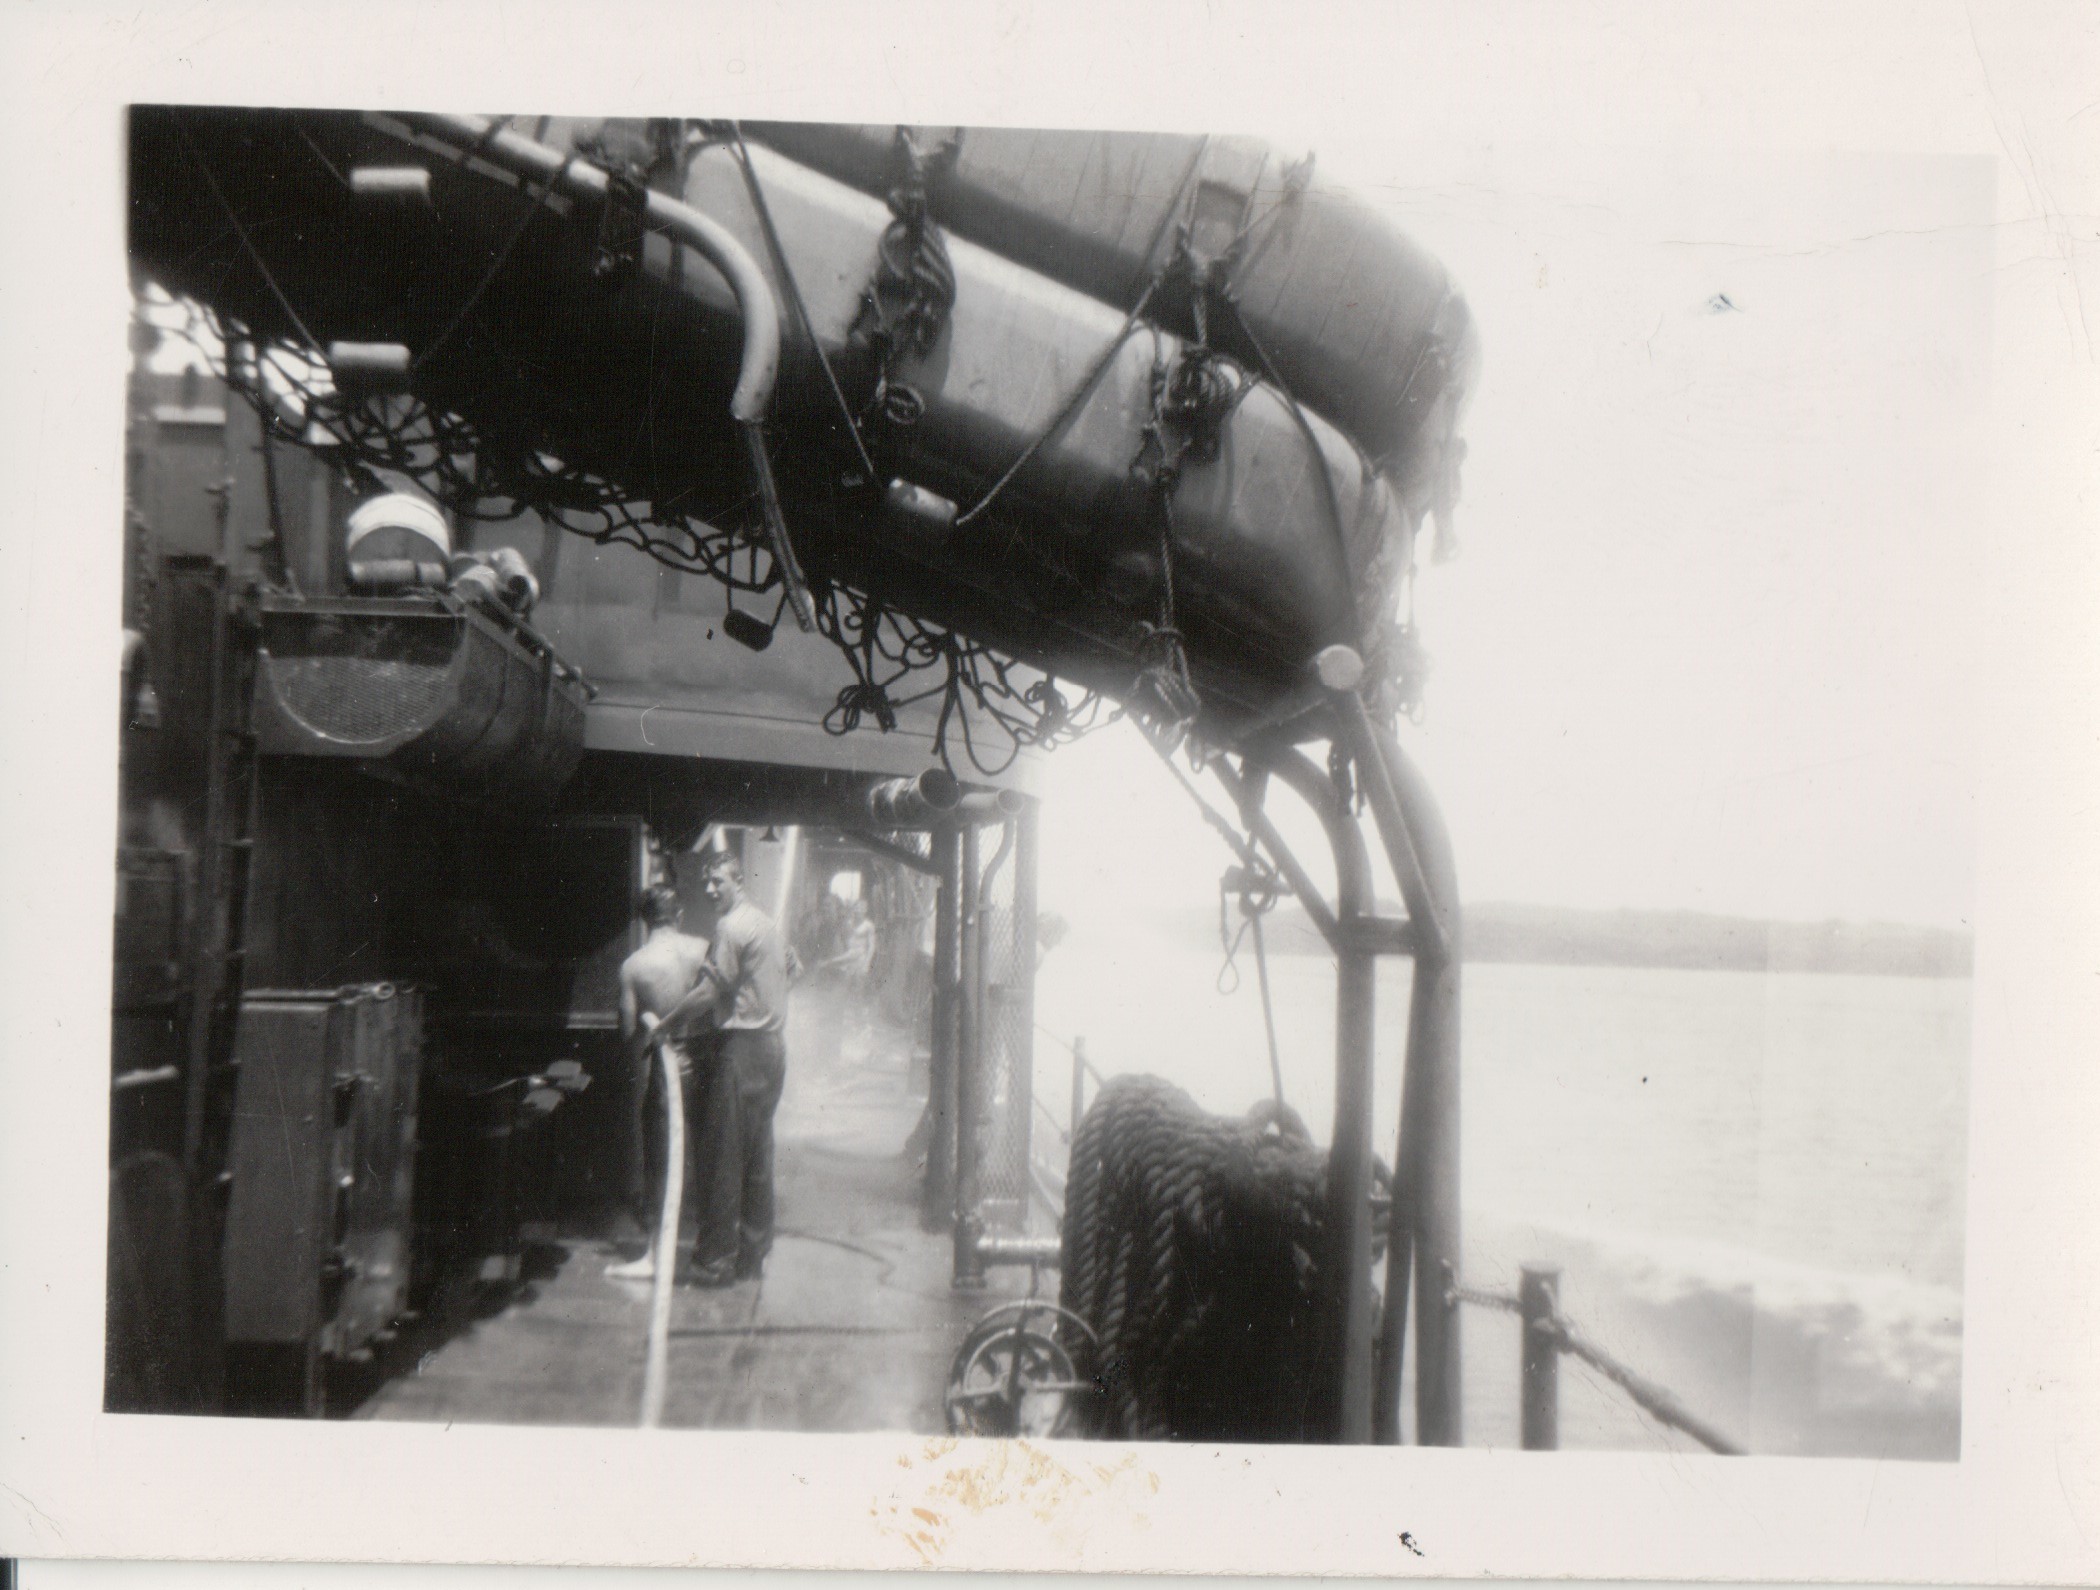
{"left": 606, "top": 883, "right": 713, "bottom": 1282}
{"left": 659, "top": 850, "right": 792, "bottom": 1287}
{"left": 841, "top": 898, "right": 877, "bottom": 993}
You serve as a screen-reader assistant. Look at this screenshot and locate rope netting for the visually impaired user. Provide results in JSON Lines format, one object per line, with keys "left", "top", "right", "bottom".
{"left": 143, "top": 291, "right": 1118, "bottom": 778}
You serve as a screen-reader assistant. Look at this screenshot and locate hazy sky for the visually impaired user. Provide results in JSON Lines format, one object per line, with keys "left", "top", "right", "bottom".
{"left": 1041, "top": 145, "right": 1993, "bottom": 930}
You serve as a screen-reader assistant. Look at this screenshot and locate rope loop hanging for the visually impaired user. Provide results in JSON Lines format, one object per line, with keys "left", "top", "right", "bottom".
{"left": 1214, "top": 855, "right": 1282, "bottom": 993}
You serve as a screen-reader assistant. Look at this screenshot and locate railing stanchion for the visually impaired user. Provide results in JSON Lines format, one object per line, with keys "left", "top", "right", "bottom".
{"left": 1519, "top": 1265, "right": 1561, "bottom": 1451}
{"left": 1446, "top": 1264, "right": 1743, "bottom": 1455}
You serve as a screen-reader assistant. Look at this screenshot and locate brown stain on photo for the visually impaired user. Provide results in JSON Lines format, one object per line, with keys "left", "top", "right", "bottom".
{"left": 873, "top": 1438, "right": 1162, "bottom": 1562}
{"left": 939, "top": 1441, "right": 1160, "bottom": 1523}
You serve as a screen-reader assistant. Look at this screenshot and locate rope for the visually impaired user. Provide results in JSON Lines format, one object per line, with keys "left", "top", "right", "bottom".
{"left": 951, "top": 281, "right": 1158, "bottom": 528}
{"left": 1168, "top": 149, "right": 1365, "bottom": 648}
{"left": 1250, "top": 911, "right": 1284, "bottom": 1107}
{"left": 1059, "top": 1075, "right": 1333, "bottom": 1442}
{"left": 1213, "top": 863, "right": 1286, "bottom": 1108}
{"left": 1139, "top": 730, "right": 1278, "bottom": 896}
{"left": 880, "top": 128, "right": 959, "bottom": 358}
{"left": 953, "top": 130, "right": 1213, "bottom": 530}
{"left": 849, "top": 127, "right": 959, "bottom": 444}
{"left": 1547, "top": 1316, "right": 1745, "bottom": 1456}
{"left": 249, "top": 350, "right": 300, "bottom": 595}
{"left": 292, "top": 121, "right": 353, "bottom": 192}
{"left": 1445, "top": 1281, "right": 1522, "bottom": 1316}
{"left": 1124, "top": 326, "right": 1229, "bottom": 749}
{"left": 1033, "top": 1024, "right": 1112, "bottom": 1091}
{"left": 1215, "top": 892, "right": 1250, "bottom": 994}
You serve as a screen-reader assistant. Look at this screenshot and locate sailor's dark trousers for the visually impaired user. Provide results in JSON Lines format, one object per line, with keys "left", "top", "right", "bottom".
{"left": 691, "top": 1027, "right": 788, "bottom": 1269}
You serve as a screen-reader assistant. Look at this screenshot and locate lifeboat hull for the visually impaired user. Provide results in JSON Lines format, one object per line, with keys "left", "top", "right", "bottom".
{"left": 128, "top": 108, "right": 1466, "bottom": 733}
{"left": 741, "top": 120, "right": 1480, "bottom": 492}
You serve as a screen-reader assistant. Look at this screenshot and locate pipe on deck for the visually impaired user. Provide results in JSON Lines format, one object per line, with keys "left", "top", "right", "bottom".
{"left": 863, "top": 772, "right": 1024, "bottom": 831}
{"left": 865, "top": 769, "right": 962, "bottom": 827}
{"left": 397, "top": 113, "right": 814, "bottom": 631}
{"left": 402, "top": 113, "right": 782, "bottom": 424}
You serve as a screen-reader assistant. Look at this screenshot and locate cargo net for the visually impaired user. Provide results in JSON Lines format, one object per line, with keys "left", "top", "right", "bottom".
{"left": 145, "top": 291, "right": 1119, "bottom": 777}
{"left": 1059, "top": 1074, "right": 1375, "bottom": 1443}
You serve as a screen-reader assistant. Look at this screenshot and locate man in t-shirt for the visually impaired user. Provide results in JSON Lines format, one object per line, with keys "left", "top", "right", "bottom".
{"left": 606, "top": 883, "right": 713, "bottom": 1282}
{"left": 660, "top": 849, "right": 790, "bottom": 1287}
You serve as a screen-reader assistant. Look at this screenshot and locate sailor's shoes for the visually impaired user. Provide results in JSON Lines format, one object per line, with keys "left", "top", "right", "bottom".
{"left": 687, "top": 1251, "right": 764, "bottom": 1288}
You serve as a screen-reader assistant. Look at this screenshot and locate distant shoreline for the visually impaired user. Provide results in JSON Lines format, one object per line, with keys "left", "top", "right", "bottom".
{"left": 1155, "top": 900, "right": 1974, "bottom": 978}
{"left": 1461, "top": 901, "right": 1973, "bottom": 978}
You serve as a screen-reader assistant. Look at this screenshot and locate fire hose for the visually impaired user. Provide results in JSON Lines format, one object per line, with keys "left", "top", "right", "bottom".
{"left": 637, "top": 818, "right": 795, "bottom": 1427}
{"left": 638, "top": 1020, "right": 684, "bottom": 1429}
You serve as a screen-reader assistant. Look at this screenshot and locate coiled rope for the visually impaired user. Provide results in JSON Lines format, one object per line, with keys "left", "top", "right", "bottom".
{"left": 1058, "top": 1075, "right": 1338, "bottom": 1442}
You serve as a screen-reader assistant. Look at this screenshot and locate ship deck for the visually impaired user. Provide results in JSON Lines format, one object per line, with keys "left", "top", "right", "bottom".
{"left": 351, "top": 1022, "right": 1033, "bottom": 1433}
{"left": 340, "top": 1015, "right": 1710, "bottom": 1451}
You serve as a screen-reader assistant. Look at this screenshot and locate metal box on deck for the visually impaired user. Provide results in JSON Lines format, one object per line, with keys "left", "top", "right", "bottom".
{"left": 222, "top": 984, "right": 423, "bottom": 1361}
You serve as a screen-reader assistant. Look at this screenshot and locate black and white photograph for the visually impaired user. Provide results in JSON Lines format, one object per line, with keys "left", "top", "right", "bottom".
{"left": 4, "top": 2, "right": 2098, "bottom": 1580}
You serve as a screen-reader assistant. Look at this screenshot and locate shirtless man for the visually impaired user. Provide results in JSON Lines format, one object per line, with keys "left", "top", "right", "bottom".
{"left": 606, "top": 883, "right": 713, "bottom": 1281}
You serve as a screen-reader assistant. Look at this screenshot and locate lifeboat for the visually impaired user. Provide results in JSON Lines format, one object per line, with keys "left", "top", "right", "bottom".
{"left": 127, "top": 107, "right": 1478, "bottom": 735}
{"left": 741, "top": 121, "right": 1481, "bottom": 500}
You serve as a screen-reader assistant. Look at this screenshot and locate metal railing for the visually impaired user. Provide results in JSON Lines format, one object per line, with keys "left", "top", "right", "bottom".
{"left": 1027, "top": 1026, "right": 1110, "bottom": 1226}
{"left": 1447, "top": 1262, "right": 1744, "bottom": 1455}
{"left": 1028, "top": 1032, "right": 1736, "bottom": 1456}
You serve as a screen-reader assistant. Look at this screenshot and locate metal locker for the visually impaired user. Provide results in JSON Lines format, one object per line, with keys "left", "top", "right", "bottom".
{"left": 222, "top": 984, "right": 422, "bottom": 1412}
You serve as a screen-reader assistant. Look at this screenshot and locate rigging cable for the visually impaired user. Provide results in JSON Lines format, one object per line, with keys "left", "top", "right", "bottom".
{"left": 178, "top": 125, "right": 322, "bottom": 352}
{"left": 413, "top": 149, "right": 579, "bottom": 375}
{"left": 727, "top": 124, "right": 879, "bottom": 484}
{"left": 952, "top": 134, "right": 1213, "bottom": 531}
